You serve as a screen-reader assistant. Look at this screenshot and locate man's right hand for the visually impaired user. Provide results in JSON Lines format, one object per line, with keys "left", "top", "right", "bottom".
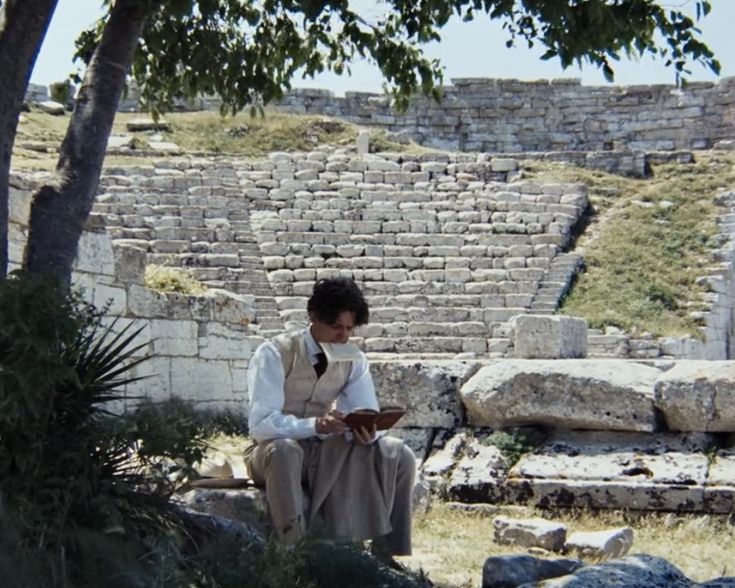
{"left": 315, "top": 410, "right": 346, "bottom": 435}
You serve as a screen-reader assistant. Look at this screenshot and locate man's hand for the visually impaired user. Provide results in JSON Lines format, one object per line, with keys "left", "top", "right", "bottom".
{"left": 353, "top": 424, "right": 377, "bottom": 445}
{"left": 315, "top": 409, "right": 346, "bottom": 435}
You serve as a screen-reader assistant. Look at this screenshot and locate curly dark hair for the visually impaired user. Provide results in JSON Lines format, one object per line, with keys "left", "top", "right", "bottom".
{"left": 307, "top": 278, "right": 369, "bottom": 326}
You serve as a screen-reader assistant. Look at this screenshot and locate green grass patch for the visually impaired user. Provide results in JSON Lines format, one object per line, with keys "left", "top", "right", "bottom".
{"left": 523, "top": 153, "right": 735, "bottom": 337}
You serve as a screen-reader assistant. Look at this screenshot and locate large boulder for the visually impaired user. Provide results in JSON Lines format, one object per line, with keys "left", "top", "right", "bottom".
{"left": 519, "top": 554, "right": 692, "bottom": 587}
{"left": 372, "top": 360, "right": 480, "bottom": 428}
{"left": 461, "top": 360, "right": 662, "bottom": 432}
{"left": 654, "top": 361, "right": 735, "bottom": 432}
{"left": 483, "top": 555, "right": 583, "bottom": 588}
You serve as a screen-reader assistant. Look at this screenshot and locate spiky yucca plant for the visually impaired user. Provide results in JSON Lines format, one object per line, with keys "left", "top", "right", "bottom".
{"left": 0, "top": 273, "right": 209, "bottom": 586}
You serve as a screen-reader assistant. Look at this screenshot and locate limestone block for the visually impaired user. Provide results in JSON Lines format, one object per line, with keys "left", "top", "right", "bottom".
{"left": 170, "top": 357, "right": 234, "bottom": 403}
{"left": 654, "top": 361, "right": 735, "bottom": 432}
{"left": 356, "top": 130, "right": 370, "bottom": 155}
{"left": 37, "top": 100, "right": 66, "bottom": 115}
{"left": 127, "top": 284, "right": 170, "bottom": 318}
{"left": 461, "top": 360, "right": 661, "bottom": 431}
{"left": 74, "top": 230, "right": 116, "bottom": 276}
{"left": 199, "top": 322, "right": 252, "bottom": 360}
{"left": 125, "top": 355, "right": 171, "bottom": 405}
{"left": 206, "top": 289, "right": 256, "bottom": 325}
{"left": 510, "top": 314, "right": 588, "bottom": 359}
{"left": 533, "top": 554, "right": 691, "bottom": 588}
{"left": 564, "top": 527, "right": 634, "bottom": 561}
{"left": 150, "top": 319, "right": 198, "bottom": 356}
{"left": 706, "top": 446, "right": 735, "bottom": 513}
{"left": 9, "top": 187, "right": 31, "bottom": 224}
{"left": 113, "top": 245, "right": 145, "bottom": 285}
{"left": 91, "top": 281, "right": 127, "bottom": 315}
{"left": 493, "top": 516, "right": 568, "bottom": 552}
{"left": 371, "top": 360, "right": 480, "bottom": 427}
{"left": 269, "top": 269, "right": 294, "bottom": 282}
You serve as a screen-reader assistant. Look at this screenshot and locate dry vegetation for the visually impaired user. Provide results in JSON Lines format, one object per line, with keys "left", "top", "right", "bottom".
{"left": 406, "top": 503, "right": 735, "bottom": 587}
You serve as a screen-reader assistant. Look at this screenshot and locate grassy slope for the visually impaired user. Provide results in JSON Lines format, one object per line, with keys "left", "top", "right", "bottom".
{"left": 523, "top": 153, "right": 735, "bottom": 337}
{"left": 14, "top": 110, "right": 735, "bottom": 338}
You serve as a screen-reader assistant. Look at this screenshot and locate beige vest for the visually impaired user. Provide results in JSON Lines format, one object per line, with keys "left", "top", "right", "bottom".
{"left": 272, "top": 330, "right": 352, "bottom": 418}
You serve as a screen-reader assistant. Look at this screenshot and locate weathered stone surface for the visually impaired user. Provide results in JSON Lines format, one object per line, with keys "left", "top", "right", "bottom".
{"left": 447, "top": 437, "right": 508, "bottom": 502}
{"left": 522, "top": 554, "right": 692, "bottom": 587}
{"left": 37, "top": 100, "right": 66, "bottom": 115}
{"left": 507, "top": 431, "right": 712, "bottom": 512}
{"left": 356, "top": 130, "right": 370, "bottom": 155}
{"left": 654, "top": 361, "right": 735, "bottom": 432}
{"left": 697, "top": 578, "right": 735, "bottom": 587}
{"left": 493, "top": 516, "right": 567, "bottom": 552}
{"left": 126, "top": 117, "right": 170, "bottom": 131}
{"left": 461, "top": 360, "right": 661, "bottom": 432}
{"left": 705, "top": 445, "right": 735, "bottom": 513}
{"left": 371, "top": 360, "right": 480, "bottom": 428}
{"left": 510, "top": 314, "right": 588, "bottom": 359}
{"left": 482, "top": 555, "right": 583, "bottom": 588}
{"left": 178, "top": 488, "right": 271, "bottom": 535}
{"left": 564, "top": 527, "right": 634, "bottom": 560}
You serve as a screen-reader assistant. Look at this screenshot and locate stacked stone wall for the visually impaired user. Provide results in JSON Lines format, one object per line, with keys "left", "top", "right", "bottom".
{"left": 272, "top": 78, "right": 735, "bottom": 154}
{"left": 8, "top": 173, "right": 263, "bottom": 413}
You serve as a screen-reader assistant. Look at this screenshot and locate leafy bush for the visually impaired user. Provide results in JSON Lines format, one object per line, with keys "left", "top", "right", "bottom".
{"left": 0, "top": 273, "right": 208, "bottom": 586}
{"left": 484, "top": 429, "right": 545, "bottom": 466}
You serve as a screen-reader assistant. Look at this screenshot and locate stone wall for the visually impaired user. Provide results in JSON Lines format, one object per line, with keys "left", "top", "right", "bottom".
{"left": 271, "top": 77, "right": 735, "bottom": 153}
{"left": 8, "top": 173, "right": 263, "bottom": 414}
{"left": 27, "top": 76, "right": 731, "bottom": 155}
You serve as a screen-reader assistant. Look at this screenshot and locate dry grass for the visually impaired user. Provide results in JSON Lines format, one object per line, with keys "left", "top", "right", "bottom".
{"left": 143, "top": 264, "right": 207, "bottom": 295}
{"left": 13, "top": 109, "right": 413, "bottom": 171}
{"left": 523, "top": 152, "right": 735, "bottom": 338}
{"left": 405, "top": 503, "right": 735, "bottom": 587}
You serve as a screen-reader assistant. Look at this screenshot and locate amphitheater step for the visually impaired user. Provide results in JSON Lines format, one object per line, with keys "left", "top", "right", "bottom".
{"left": 445, "top": 430, "right": 734, "bottom": 513}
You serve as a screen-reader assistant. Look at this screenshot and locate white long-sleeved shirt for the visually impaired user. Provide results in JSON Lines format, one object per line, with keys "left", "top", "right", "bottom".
{"left": 247, "top": 328, "right": 379, "bottom": 442}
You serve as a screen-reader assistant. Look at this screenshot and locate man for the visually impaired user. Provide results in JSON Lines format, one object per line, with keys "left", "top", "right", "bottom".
{"left": 245, "top": 277, "right": 415, "bottom": 557}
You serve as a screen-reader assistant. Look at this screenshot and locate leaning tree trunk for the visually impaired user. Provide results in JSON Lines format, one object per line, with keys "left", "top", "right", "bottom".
{"left": 0, "top": 0, "right": 59, "bottom": 278}
{"left": 24, "top": 0, "right": 147, "bottom": 285}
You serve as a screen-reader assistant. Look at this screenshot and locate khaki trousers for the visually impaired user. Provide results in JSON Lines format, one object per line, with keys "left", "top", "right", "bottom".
{"left": 245, "top": 435, "right": 415, "bottom": 555}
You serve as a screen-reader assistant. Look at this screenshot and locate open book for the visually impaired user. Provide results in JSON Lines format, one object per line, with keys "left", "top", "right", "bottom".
{"left": 343, "top": 406, "right": 406, "bottom": 431}
{"left": 320, "top": 342, "right": 364, "bottom": 362}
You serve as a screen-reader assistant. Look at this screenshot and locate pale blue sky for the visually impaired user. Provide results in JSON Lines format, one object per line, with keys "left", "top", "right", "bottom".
{"left": 32, "top": 0, "right": 735, "bottom": 95}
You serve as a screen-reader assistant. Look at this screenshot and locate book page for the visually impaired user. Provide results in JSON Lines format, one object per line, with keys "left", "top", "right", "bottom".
{"left": 320, "top": 342, "right": 363, "bottom": 362}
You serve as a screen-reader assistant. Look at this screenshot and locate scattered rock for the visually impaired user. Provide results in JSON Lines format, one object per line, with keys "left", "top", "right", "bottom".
{"left": 493, "top": 516, "right": 567, "bottom": 552}
{"left": 523, "top": 553, "right": 691, "bottom": 587}
{"left": 36, "top": 100, "right": 66, "bottom": 115}
{"left": 490, "top": 158, "right": 519, "bottom": 173}
{"left": 356, "top": 130, "right": 370, "bottom": 155}
{"left": 148, "top": 140, "right": 181, "bottom": 153}
{"left": 107, "top": 134, "right": 135, "bottom": 150}
{"left": 126, "top": 117, "right": 170, "bottom": 132}
{"left": 564, "top": 527, "right": 634, "bottom": 560}
{"left": 482, "top": 554, "right": 583, "bottom": 588}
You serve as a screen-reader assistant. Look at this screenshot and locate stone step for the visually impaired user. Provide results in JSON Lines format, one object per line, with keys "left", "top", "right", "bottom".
{"left": 437, "top": 430, "right": 735, "bottom": 514}
{"left": 360, "top": 336, "right": 511, "bottom": 354}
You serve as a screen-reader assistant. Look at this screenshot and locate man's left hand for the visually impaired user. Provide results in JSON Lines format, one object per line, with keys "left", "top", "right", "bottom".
{"left": 353, "top": 424, "right": 377, "bottom": 445}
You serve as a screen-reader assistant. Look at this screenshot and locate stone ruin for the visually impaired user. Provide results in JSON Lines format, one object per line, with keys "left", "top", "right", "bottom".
{"left": 12, "top": 77, "right": 735, "bottom": 522}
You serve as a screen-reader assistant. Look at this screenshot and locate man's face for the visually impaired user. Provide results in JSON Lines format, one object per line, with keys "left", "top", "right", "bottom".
{"left": 310, "top": 310, "right": 356, "bottom": 344}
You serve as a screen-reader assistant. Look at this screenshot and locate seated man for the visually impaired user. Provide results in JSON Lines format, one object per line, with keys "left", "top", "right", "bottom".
{"left": 245, "top": 277, "right": 415, "bottom": 556}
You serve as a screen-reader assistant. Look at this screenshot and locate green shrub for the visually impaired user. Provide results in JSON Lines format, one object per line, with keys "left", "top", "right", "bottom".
{"left": 0, "top": 273, "right": 208, "bottom": 587}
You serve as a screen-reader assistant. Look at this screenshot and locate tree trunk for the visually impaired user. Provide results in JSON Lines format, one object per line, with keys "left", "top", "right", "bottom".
{"left": 24, "top": 0, "right": 147, "bottom": 285}
{"left": 0, "top": 0, "right": 58, "bottom": 278}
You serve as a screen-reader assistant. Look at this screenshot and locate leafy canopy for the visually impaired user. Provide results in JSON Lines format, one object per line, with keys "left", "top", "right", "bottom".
{"left": 75, "top": 0, "right": 719, "bottom": 112}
